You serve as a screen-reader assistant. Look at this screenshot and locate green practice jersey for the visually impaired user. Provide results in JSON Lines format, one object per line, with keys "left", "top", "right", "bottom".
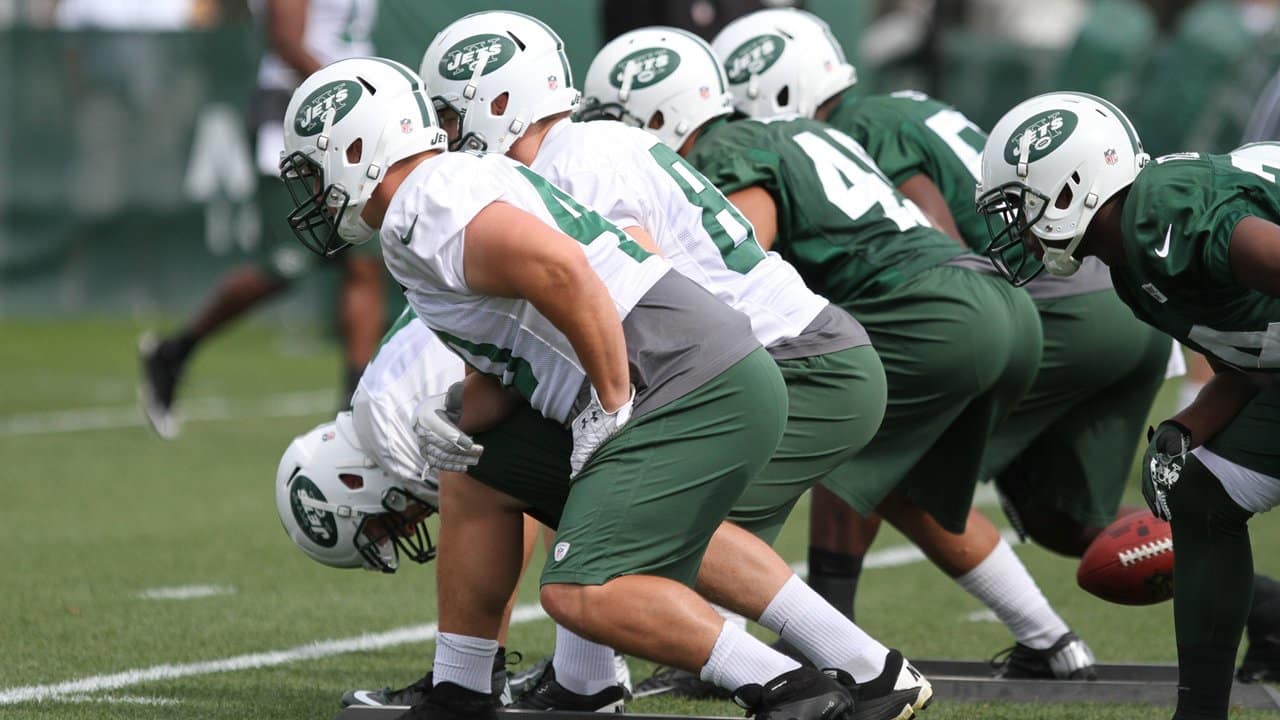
{"left": 827, "top": 90, "right": 988, "bottom": 250}
{"left": 687, "top": 116, "right": 965, "bottom": 302}
{"left": 1111, "top": 142, "right": 1280, "bottom": 372}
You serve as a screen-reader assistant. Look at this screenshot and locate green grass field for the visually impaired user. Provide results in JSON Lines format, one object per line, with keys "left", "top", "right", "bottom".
{"left": 2, "top": 319, "right": 1277, "bottom": 720}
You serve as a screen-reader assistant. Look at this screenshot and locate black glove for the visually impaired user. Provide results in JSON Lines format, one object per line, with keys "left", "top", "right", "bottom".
{"left": 1142, "top": 420, "right": 1192, "bottom": 521}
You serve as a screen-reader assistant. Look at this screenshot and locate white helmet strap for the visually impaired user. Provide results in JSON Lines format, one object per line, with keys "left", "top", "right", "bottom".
{"left": 618, "top": 60, "right": 639, "bottom": 102}
{"left": 1016, "top": 129, "right": 1032, "bottom": 179}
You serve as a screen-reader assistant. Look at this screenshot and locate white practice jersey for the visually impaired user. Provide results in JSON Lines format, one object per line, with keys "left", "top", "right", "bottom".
{"left": 532, "top": 119, "right": 829, "bottom": 350}
{"left": 350, "top": 306, "right": 464, "bottom": 486}
{"left": 250, "top": 0, "right": 377, "bottom": 91}
{"left": 380, "top": 151, "right": 671, "bottom": 424}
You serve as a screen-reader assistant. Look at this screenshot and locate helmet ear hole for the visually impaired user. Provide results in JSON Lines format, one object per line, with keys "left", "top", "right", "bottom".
{"left": 1055, "top": 184, "right": 1074, "bottom": 210}
{"left": 776, "top": 86, "right": 790, "bottom": 108}
{"left": 491, "top": 92, "right": 510, "bottom": 117}
{"left": 647, "top": 111, "right": 665, "bottom": 130}
{"left": 339, "top": 473, "right": 364, "bottom": 490}
{"left": 345, "top": 138, "right": 363, "bottom": 164}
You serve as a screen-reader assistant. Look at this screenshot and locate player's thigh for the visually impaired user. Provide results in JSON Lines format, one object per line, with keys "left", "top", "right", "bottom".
{"left": 826, "top": 267, "right": 1038, "bottom": 520}
{"left": 731, "top": 344, "right": 886, "bottom": 545}
{"left": 997, "top": 310, "right": 1169, "bottom": 528}
{"left": 1199, "top": 382, "right": 1280, "bottom": 514}
{"left": 986, "top": 289, "right": 1166, "bottom": 478}
{"left": 468, "top": 403, "right": 572, "bottom": 529}
{"left": 542, "top": 348, "right": 788, "bottom": 588}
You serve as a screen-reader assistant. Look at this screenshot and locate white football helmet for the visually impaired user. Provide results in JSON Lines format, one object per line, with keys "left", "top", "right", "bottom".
{"left": 275, "top": 412, "right": 436, "bottom": 573}
{"left": 976, "top": 91, "right": 1149, "bottom": 284}
{"left": 280, "top": 57, "right": 448, "bottom": 256}
{"left": 580, "top": 26, "right": 734, "bottom": 151}
{"left": 419, "top": 11, "right": 580, "bottom": 154}
{"left": 710, "top": 8, "right": 856, "bottom": 120}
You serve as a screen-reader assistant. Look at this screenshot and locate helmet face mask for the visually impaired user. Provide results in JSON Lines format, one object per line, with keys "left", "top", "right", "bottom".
{"left": 280, "top": 150, "right": 357, "bottom": 257}
{"left": 276, "top": 413, "right": 438, "bottom": 573}
{"left": 975, "top": 181, "right": 1051, "bottom": 286}
{"left": 355, "top": 486, "right": 438, "bottom": 571}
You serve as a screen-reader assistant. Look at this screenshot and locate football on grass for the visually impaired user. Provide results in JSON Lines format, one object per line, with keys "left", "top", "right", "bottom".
{"left": 1077, "top": 509, "right": 1174, "bottom": 605}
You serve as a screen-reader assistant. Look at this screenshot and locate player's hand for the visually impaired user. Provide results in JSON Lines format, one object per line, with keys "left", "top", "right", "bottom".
{"left": 1142, "top": 420, "right": 1191, "bottom": 521}
{"left": 569, "top": 385, "right": 635, "bottom": 478}
{"left": 413, "top": 382, "right": 484, "bottom": 475}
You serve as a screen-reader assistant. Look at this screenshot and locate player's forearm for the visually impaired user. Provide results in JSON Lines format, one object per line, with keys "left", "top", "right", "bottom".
{"left": 528, "top": 263, "right": 631, "bottom": 412}
{"left": 1171, "top": 369, "right": 1263, "bottom": 448}
{"left": 898, "top": 174, "right": 965, "bottom": 246}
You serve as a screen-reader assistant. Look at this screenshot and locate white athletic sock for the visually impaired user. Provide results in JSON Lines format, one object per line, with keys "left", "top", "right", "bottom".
{"left": 433, "top": 632, "right": 498, "bottom": 694}
{"left": 758, "top": 574, "right": 889, "bottom": 682}
{"left": 712, "top": 604, "right": 749, "bottom": 630}
{"left": 700, "top": 620, "right": 801, "bottom": 691}
{"left": 955, "top": 539, "right": 1069, "bottom": 650}
{"left": 552, "top": 624, "right": 618, "bottom": 696}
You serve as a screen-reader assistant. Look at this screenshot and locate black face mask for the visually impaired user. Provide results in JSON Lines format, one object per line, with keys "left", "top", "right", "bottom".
{"left": 279, "top": 150, "right": 354, "bottom": 257}
{"left": 975, "top": 181, "right": 1049, "bottom": 287}
{"left": 353, "top": 486, "right": 438, "bottom": 574}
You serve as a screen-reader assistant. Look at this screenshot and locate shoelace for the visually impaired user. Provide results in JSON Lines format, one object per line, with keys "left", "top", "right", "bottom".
{"left": 988, "top": 645, "right": 1018, "bottom": 673}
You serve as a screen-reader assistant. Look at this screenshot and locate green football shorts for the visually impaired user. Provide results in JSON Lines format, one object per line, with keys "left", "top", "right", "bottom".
{"left": 821, "top": 266, "right": 1042, "bottom": 533}
{"left": 987, "top": 289, "right": 1169, "bottom": 528}
{"left": 471, "top": 347, "right": 788, "bottom": 587}
{"left": 729, "top": 344, "right": 886, "bottom": 544}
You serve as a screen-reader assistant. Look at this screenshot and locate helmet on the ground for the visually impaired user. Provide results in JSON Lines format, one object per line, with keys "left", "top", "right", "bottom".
{"left": 275, "top": 412, "right": 436, "bottom": 573}
{"left": 280, "top": 57, "right": 448, "bottom": 256}
{"left": 976, "top": 91, "right": 1148, "bottom": 285}
{"left": 580, "top": 26, "right": 733, "bottom": 151}
{"left": 710, "top": 8, "right": 856, "bottom": 119}
{"left": 419, "top": 11, "right": 580, "bottom": 154}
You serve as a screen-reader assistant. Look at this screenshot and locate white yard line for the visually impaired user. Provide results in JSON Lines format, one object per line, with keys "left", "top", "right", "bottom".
{"left": 0, "top": 519, "right": 1022, "bottom": 706}
{"left": 60, "top": 694, "right": 180, "bottom": 706}
{"left": 0, "top": 606, "right": 550, "bottom": 705}
{"left": 0, "top": 390, "right": 335, "bottom": 437}
{"left": 136, "top": 585, "right": 236, "bottom": 601}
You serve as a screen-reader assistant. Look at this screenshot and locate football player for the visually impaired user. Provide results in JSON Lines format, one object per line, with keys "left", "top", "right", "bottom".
{"left": 581, "top": 25, "right": 1099, "bottom": 689}
{"left": 280, "top": 57, "right": 855, "bottom": 720}
{"left": 139, "top": 0, "right": 386, "bottom": 438}
{"left": 711, "top": 6, "right": 1170, "bottom": 675}
{"left": 411, "top": 12, "right": 929, "bottom": 718}
{"left": 977, "top": 91, "right": 1280, "bottom": 719}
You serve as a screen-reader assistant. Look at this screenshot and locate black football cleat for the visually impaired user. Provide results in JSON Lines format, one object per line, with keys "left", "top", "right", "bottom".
{"left": 633, "top": 665, "right": 730, "bottom": 700}
{"left": 395, "top": 680, "right": 498, "bottom": 720}
{"left": 342, "top": 648, "right": 514, "bottom": 707}
{"left": 508, "top": 663, "right": 625, "bottom": 712}
{"left": 840, "top": 650, "right": 932, "bottom": 720}
{"left": 990, "top": 631, "right": 1097, "bottom": 680}
{"left": 137, "top": 332, "right": 186, "bottom": 439}
{"left": 732, "top": 667, "right": 854, "bottom": 720}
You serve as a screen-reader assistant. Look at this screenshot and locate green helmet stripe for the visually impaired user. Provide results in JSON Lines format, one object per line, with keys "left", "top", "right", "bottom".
{"left": 1062, "top": 91, "right": 1142, "bottom": 153}
{"left": 668, "top": 27, "right": 726, "bottom": 93}
{"left": 366, "top": 57, "right": 432, "bottom": 126}
{"left": 519, "top": 12, "right": 574, "bottom": 87}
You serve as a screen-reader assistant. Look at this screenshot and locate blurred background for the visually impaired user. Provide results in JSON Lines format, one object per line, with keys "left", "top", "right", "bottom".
{"left": 1, "top": 0, "right": 1278, "bottom": 325}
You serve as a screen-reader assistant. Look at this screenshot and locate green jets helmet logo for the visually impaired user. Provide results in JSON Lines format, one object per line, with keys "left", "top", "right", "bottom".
{"left": 609, "top": 47, "right": 681, "bottom": 90}
{"left": 724, "top": 34, "right": 785, "bottom": 84}
{"left": 1003, "top": 110, "right": 1079, "bottom": 164}
{"left": 438, "top": 34, "right": 516, "bottom": 81}
{"left": 294, "top": 80, "right": 363, "bottom": 137}
{"left": 289, "top": 475, "right": 338, "bottom": 548}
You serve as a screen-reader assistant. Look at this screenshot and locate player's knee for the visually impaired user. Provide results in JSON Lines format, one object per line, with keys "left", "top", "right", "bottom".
{"left": 540, "top": 583, "right": 591, "bottom": 632}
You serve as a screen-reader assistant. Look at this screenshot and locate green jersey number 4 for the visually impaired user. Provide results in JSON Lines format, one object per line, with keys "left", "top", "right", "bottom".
{"left": 794, "top": 129, "right": 930, "bottom": 232}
